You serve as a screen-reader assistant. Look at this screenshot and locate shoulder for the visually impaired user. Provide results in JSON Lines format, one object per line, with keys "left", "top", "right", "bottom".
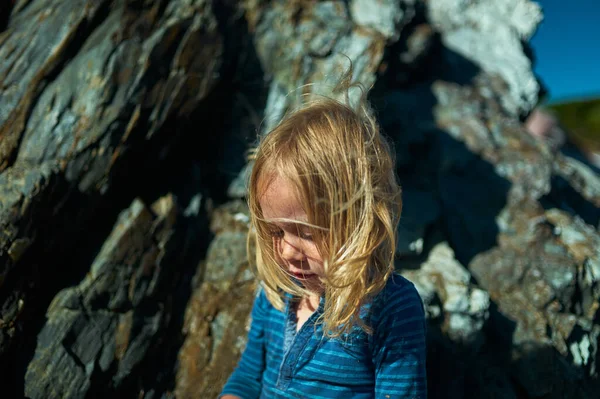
{"left": 256, "top": 285, "right": 269, "bottom": 304}
{"left": 370, "top": 273, "right": 425, "bottom": 329}
{"left": 252, "top": 286, "right": 278, "bottom": 318}
{"left": 374, "top": 272, "right": 422, "bottom": 306}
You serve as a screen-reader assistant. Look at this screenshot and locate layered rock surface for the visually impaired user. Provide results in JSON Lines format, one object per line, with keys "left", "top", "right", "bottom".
{"left": 0, "top": 0, "right": 598, "bottom": 398}
{"left": 25, "top": 195, "right": 186, "bottom": 398}
{"left": 176, "top": 200, "right": 256, "bottom": 398}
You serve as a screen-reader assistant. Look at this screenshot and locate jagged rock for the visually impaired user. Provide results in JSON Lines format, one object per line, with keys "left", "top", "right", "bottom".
{"left": 432, "top": 76, "right": 554, "bottom": 203}
{"left": 248, "top": 0, "right": 411, "bottom": 124}
{"left": 1, "top": 0, "right": 599, "bottom": 398}
{"left": 0, "top": 161, "right": 66, "bottom": 357}
{"left": 427, "top": 0, "right": 543, "bottom": 115}
{"left": 429, "top": 64, "right": 600, "bottom": 394}
{"left": 391, "top": 22, "right": 436, "bottom": 85}
{"left": 14, "top": 0, "right": 222, "bottom": 193}
{"left": 176, "top": 200, "right": 256, "bottom": 398}
{"left": 24, "top": 195, "right": 187, "bottom": 398}
{"left": 0, "top": 0, "right": 110, "bottom": 171}
{"left": 0, "top": 162, "right": 61, "bottom": 283}
{"left": 552, "top": 154, "right": 600, "bottom": 221}
{"left": 0, "top": 0, "right": 224, "bottom": 391}
{"left": 403, "top": 242, "right": 490, "bottom": 348}
{"left": 471, "top": 204, "right": 599, "bottom": 397}
{"left": 545, "top": 209, "right": 600, "bottom": 318}
{"left": 350, "top": 0, "right": 415, "bottom": 40}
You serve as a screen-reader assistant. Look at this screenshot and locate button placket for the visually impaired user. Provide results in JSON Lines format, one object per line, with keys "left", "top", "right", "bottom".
{"left": 276, "top": 297, "right": 323, "bottom": 391}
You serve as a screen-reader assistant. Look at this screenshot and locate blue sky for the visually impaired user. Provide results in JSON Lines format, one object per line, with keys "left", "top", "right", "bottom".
{"left": 530, "top": 0, "right": 600, "bottom": 103}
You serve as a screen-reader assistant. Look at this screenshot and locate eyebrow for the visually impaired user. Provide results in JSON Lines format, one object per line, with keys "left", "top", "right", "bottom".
{"left": 263, "top": 218, "right": 328, "bottom": 232}
{"left": 266, "top": 220, "right": 309, "bottom": 230}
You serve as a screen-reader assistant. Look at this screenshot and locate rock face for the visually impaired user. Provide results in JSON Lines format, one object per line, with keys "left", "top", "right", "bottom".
{"left": 404, "top": 242, "right": 490, "bottom": 348}
{"left": 471, "top": 206, "right": 600, "bottom": 397}
{"left": 1, "top": 0, "right": 599, "bottom": 398}
{"left": 427, "top": 0, "right": 543, "bottom": 116}
{"left": 1, "top": 0, "right": 223, "bottom": 396}
{"left": 247, "top": 0, "right": 410, "bottom": 131}
{"left": 10, "top": 0, "right": 222, "bottom": 190}
{"left": 176, "top": 200, "right": 256, "bottom": 398}
{"left": 24, "top": 195, "right": 187, "bottom": 398}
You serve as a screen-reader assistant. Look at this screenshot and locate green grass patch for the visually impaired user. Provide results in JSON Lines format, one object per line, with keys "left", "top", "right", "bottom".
{"left": 546, "top": 97, "right": 600, "bottom": 150}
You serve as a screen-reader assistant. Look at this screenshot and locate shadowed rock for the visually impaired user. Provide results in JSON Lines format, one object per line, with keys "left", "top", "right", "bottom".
{"left": 0, "top": 161, "right": 66, "bottom": 361}
{"left": 0, "top": 0, "right": 222, "bottom": 385}
{"left": 24, "top": 195, "right": 186, "bottom": 398}
{"left": 14, "top": 0, "right": 222, "bottom": 192}
{"left": 176, "top": 200, "right": 256, "bottom": 398}
{"left": 0, "top": 0, "right": 111, "bottom": 170}
{"left": 427, "top": 0, "right": 543, "bottom": 115}
{"left": 404, "top": 242, "right": 490, "bottom": 348}
{"left": 0, "top": 0, "right": 598, "bottom": 398}
{"left": 471, "top": 203, "right": 599, "bottom": 397}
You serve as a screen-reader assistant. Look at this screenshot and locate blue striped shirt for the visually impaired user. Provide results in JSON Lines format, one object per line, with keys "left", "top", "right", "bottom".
{"left": 220, "top": 274, "right": 427, "bottom": 398}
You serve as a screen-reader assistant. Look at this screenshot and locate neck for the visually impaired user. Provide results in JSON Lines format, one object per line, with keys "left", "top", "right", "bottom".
{"left": 302, "top": 294, "right": 320, "bottom": 311}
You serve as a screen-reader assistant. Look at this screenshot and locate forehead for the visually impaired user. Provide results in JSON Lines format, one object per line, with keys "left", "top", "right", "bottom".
{"left": 259, "top": 175, "right": 307, "bottom": 221}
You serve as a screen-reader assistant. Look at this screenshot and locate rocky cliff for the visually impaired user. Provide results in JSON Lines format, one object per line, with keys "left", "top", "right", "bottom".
{"left": 0, "top": 0, "right": 598, "bottom": 398}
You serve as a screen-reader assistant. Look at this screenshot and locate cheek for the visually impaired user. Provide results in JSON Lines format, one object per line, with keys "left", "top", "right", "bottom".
{"left": 272, "top": 237, "right": 284, "bottom": 263}
{"left": 307, "top": 239, "right": 324, "bottom": 258}
{"left": 305, "top": 244, "right": 324, "bottom": 265}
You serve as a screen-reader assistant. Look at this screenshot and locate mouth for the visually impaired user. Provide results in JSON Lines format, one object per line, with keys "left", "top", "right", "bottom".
{"left": 290, "top": 270, "right": 316, "bottom": 280}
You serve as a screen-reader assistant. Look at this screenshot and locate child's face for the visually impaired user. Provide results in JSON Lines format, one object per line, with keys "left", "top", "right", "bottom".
{"left": 259, "top": 175, "right": 324, "bottom": 292}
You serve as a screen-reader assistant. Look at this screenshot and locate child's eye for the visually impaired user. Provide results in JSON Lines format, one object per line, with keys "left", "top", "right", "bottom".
{"left": 299, "top": 232, "right": 313, "bottom": 241}
{"left": 269, "top": 229, "right": 284, "bottom": 238}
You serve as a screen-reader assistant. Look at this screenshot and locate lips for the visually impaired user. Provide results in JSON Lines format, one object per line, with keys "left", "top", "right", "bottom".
{"left": 290, "top": 270, "right": 316, "bottom": 280}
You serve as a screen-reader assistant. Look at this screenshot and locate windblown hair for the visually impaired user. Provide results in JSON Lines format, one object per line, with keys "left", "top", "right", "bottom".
{"left": 247, "top": 91, "right": 402, "bottom": 338}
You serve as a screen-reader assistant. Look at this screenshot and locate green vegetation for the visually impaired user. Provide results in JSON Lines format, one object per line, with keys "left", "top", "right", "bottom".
{"left": 547, "top": 97, "right": 600, "bottom": 150}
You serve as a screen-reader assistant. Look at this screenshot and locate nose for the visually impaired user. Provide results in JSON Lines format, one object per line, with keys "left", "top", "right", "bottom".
{"left": 279, "top": 238, "right": 305, "bottom": 263}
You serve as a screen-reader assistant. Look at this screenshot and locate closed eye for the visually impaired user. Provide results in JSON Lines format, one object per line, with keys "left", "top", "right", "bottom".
{"left": 268, "top": 228, "right": 284, "bottom": 238}
{"left": 299, "top": 232, "right": 313, "bottom": 241}
{"left": 268, "top": 227, "right": 312, "bottom": 241}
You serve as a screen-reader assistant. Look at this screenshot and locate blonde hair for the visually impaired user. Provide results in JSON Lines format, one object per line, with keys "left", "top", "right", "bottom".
{"left": 247, "top": 90, "right": 401, "bottom": 338}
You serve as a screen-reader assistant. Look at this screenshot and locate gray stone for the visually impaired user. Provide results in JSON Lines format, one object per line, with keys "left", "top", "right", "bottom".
{"left": 403, "top": 242, "right": 490, "bottom": 348}
{"left": 24, "top": 195, "right": 183, "bottom": 398}
{"left": 0, "top": 0, "right": 110, "bottom": 170}
{"left": 15, "top": 0, "right": 222, "bottom": 193}
{"left": 2, "top": 0, "right": 600, "bottom": 397}
{"left": 427, "top": 0, "right": 543, "bottom": 115}
{"left": 350, "top": 0, "right": 415, "bottom": 40}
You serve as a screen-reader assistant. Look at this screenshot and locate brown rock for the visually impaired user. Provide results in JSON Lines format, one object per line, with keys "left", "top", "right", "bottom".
{"left": 176, "top": 200, "right": 257, "bottom": 398}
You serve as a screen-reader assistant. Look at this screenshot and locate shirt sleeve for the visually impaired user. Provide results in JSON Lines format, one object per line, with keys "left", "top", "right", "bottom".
{"left": 219, "top": 288, "right": 269, "bottom": 399}
{"left": 372, "top": 277, "right": 427, "bottom": 399}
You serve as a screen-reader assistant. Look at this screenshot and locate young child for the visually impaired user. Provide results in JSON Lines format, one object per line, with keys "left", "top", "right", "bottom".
{"left": 219, "top": 92, "right": 427, "bottom": 398}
